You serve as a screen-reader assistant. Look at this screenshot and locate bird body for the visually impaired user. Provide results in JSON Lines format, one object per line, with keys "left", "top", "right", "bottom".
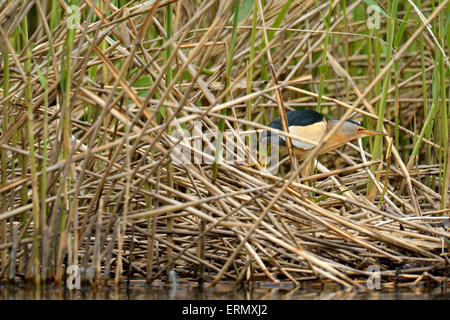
{"left": 260, "top": 109, "right": 385, "bottom": 174}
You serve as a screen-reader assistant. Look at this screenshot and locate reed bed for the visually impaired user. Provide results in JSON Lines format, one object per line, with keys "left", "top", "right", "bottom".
{"left": 0, "top": 0, "right": 449, "bottom": 288}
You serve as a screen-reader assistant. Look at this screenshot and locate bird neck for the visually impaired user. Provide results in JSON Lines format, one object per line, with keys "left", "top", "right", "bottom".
{"left": 319, "top": 132, "right": 354, "bottom": 154}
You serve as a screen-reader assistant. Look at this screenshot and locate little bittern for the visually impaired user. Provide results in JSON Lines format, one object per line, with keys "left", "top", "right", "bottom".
{"left": 260, "top": 109, "right": 385, "bottom": 175}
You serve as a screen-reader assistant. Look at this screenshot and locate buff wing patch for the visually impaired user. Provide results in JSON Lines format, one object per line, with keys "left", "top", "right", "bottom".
{"left": 279, "top": 119, "right": 326, "bottom": 150}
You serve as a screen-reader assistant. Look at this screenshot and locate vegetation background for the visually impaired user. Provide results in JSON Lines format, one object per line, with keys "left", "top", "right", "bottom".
{"left": 0, "top": 0, "right": 449, "bottom": 288}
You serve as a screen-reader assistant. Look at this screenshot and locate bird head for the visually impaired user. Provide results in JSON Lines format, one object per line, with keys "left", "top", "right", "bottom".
{"left": 327, "top": 119, "right": 386, "bottom": 140}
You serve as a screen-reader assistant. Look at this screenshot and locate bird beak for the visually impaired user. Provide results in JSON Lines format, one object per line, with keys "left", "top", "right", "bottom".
{"left": 360, "top": 128, "right": 386, "bottom": 137}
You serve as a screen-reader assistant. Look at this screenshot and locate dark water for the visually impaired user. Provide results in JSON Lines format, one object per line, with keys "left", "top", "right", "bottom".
{"left": 0, "top": 281, "right": 448, "bottom": 300}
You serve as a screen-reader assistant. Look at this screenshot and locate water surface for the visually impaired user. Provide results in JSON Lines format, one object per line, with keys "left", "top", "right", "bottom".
{"left": 1, "top": 281, "right": 448, "bottom": 300}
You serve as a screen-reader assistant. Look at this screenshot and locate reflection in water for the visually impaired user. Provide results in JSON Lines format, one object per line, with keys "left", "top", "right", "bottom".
{"left": 168, "top": 270, "right": 177, "bottom": 299}
{"left": 0, "top": 281, "right": 448, "bottom": 300}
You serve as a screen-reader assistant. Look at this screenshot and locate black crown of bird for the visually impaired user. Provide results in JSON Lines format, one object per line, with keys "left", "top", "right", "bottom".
{"left": 260, "top": 109, "right": 385, "bottom": 174}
